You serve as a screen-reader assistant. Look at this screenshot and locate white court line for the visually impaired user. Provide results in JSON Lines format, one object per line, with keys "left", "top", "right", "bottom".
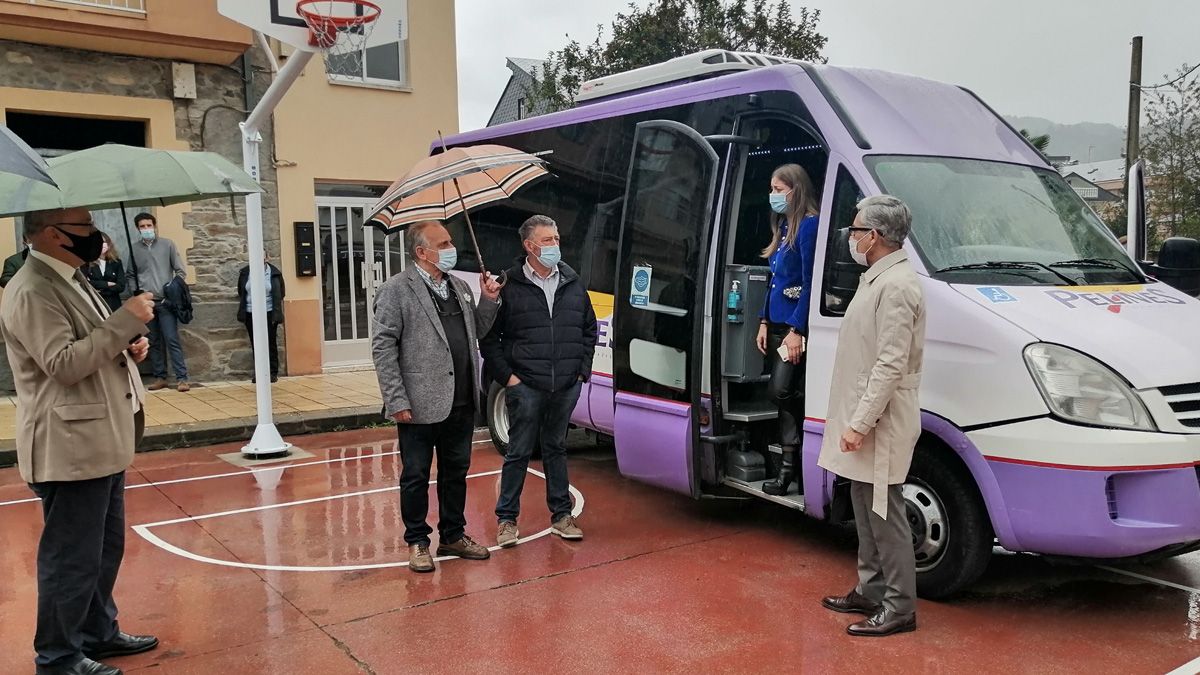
{"left": 1099, "top": 565, "right": 1200, "bottom": 595}
{"left": 1166, "top": 654, "right": 1200, "bottom": 675}
{"left": 132, "top": 467, "right": 585, "bottom": 573}
{"left": 0, "top": 439, "right": 492, "bottom": 508}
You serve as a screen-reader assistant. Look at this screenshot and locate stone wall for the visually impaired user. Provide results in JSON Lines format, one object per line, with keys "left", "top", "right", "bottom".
{"left": 0, "top": 39, "right": 281, "bottom": 388}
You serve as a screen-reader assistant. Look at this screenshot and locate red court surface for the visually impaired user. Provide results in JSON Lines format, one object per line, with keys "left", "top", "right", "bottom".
{"left": 1, "top": 427, "right": 1197, "bottom": 674}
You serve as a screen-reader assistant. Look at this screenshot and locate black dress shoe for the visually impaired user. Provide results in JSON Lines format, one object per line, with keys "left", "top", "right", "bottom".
{"left": 35, "top": 657, "right": 122, "bottom": 675}
{"left": 821, "top": 589, "right": 882, "bottom": 615}
{"left": 84, "top": 632, "right": 159, "bottom": 660}
{"left": 847, "top": 608, "right": 917, "bottom": 637}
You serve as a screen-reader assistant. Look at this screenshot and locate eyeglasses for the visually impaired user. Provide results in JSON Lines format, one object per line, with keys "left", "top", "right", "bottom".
{"left": 848, "top": 227, "right": 873, "bottom": 234}
{"left": 51, "top": 222, "right": 95, "bottom": 228}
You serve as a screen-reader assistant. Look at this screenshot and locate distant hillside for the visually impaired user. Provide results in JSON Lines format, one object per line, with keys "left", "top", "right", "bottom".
{"left": 1004, "top": 116, "right": 1124, "bottom": 162}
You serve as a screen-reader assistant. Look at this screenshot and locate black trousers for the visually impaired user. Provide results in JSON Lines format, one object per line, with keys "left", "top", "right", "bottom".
{"left": 766, "top": 323, "right": 806, "bottom": 447}
{"left": 243, "top": 317, "right": 280, "bottom": 377}
{"left": 28, "top": 472, "right": 126, "bottom": 668}
{"left": 395, "top": 405, "right": 474, "bottom": 546}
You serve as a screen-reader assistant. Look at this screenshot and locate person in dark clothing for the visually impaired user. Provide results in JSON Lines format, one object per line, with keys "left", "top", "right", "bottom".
{"left": 237, "top": 253, "right": 285, "bottom": 383}
{"left": 370, "top": 221, "right": 501, "bottom": 573}
{"left": 1, "top": 236, "right": 31, "bottom": 287}
{"left": 481, "top": 215, "right": 598, "bottom": 548}
{"left": 85, "top": 233, "right": 127, "bottom": 313}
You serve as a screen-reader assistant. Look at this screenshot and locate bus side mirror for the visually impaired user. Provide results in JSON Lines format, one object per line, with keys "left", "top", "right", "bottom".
{"left": 1126, "top": 159, "right": 1146, "bottom": 262}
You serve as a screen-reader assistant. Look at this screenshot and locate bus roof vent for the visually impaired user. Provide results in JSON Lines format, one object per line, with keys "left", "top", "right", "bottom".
{"left": 575, "top": 49, "right": 805, "bottom": 103}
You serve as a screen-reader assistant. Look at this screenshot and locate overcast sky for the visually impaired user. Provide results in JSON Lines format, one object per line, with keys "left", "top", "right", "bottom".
{"left": 455, "top": 0, "right": 1200, "bottom": 132}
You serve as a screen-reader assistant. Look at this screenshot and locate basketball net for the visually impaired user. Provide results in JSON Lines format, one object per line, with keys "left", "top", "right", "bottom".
{"left": 296, "top": 0, "right": 381, "bottom": 78}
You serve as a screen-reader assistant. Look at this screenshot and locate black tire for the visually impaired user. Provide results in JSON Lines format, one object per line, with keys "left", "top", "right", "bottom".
{"left": 485, "top": 382, "right": 541, "bottom": 459}
{"left": 486, "top": 382, "right": 511, "bottom": 456}
{"left": 905, "top": 446, "right": 994, "bottom": 599}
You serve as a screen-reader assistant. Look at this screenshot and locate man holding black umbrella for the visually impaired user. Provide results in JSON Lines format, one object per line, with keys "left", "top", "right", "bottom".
{"left": 2, "top": 207, "right": 159, "bottom": 675}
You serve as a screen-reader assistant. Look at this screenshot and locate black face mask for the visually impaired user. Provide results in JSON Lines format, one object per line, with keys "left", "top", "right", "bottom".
{"left": 54, "top": 227, "right": 104, "bottom": 264}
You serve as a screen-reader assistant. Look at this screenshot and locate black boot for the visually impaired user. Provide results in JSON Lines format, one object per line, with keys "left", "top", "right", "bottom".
{"left": 763, "top": 445, "right": 798, "bottom": 495}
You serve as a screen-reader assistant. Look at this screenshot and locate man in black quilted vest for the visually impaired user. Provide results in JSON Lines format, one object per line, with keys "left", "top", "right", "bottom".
{"left": 481, "top": 215, "right": 597, "bottom": 547}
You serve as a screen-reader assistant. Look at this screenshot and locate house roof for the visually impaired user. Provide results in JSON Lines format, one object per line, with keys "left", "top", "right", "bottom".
{"left": 1058, "top": 158, "right": 1125, "bottom": 184}
{"left": 507, "top": 57, "right": 547, "bottom": 78}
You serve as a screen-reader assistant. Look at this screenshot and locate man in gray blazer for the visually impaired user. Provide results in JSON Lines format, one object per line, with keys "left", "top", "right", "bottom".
{"left": 371, "top": 220, "right": 501, "bottom": 573}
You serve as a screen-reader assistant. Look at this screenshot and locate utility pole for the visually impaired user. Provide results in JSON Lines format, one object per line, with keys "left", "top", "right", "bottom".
{"left": 1124, "top": 36, "right": 1143, "bottom": 202}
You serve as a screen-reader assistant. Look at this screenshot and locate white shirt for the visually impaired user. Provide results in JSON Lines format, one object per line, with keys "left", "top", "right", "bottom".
{"left": 30, "top": 250, "right": 144, "bottom": 411}
{"left": 524, "top": 258, "right": 560, "bottom": 317}
{"left": 31, "top": 250, "right": 96, "bottom": 316}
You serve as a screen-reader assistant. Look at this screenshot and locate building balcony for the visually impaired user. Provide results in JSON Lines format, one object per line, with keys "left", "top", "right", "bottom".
{"left": 0, "top": 0, "right": 251, "bottom": 64}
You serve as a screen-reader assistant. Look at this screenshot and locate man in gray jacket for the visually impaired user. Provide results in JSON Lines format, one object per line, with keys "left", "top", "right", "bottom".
{"left": 130, "top": 213, "right": 189, "bottom": 392}
{"left": 371, "top": 220, "right": 501, "bottom": 573}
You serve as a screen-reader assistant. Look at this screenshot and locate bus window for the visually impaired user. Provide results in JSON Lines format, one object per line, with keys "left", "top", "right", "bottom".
{"left": 821, "top": 166, "right": 867, "bottom": 316}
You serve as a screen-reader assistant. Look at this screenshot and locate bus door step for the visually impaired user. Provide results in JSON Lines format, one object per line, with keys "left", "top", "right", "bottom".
{"left": 722, "top": 476, "right": 805, "bottom": 511}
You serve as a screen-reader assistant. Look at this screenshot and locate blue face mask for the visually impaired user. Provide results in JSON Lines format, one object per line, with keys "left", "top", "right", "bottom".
{"left": 768, "top": 192, "right": 790, "bottom": 214}
{"left": 139, "top": 229, "right": 155, "bottom": 241}
{"left": 434, "top": 246, "right": 457, "bottom": 273}
{"left": 536, "top": 244, "right": 561, "bottom": 269}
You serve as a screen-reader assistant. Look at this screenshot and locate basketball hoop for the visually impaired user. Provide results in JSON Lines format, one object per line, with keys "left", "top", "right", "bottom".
{"left": 295, "top": 0, "right": 381, "bottom": 76}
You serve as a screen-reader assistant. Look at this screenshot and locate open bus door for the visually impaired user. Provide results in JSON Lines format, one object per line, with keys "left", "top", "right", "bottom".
{"left": 610, "top": 120, "right": 719, "bottom": 497}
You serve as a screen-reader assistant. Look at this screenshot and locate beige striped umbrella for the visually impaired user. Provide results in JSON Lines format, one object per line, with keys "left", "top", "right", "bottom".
{"left": 366, "top": 138, "right": 548, "bottom": 276}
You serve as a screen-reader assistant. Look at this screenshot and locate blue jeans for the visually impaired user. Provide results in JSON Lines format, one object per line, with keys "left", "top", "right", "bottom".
{"left": 148, "top": 302, "right": 187, "bottom": 381}
{"left": 495, "top": 380, "right": 581, "bottom": 524}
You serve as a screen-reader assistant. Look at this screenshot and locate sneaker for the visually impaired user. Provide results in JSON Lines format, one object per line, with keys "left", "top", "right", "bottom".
{"left": 497, "top": 521, "right": 519, "bottom": 548}
{"left": 147, "top": 378, "right": 168, "bottom": 391}
{"left": 551, "top": 515, "right": 583, "bottom": 540}
{"left": 436, "top": 534, "right": 490, "bottom": 560}
{"left": 176, "top": 381, "right": 191, "bottom": 393}
{"left": 408, "top": 543, "right": 434, "bottom": 573}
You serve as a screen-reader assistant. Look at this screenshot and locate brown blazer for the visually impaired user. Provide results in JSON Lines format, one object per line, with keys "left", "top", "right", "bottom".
{"left": 817, "top": 250, "right": 926, "bottom": 518}
{"left": 0, "top": 255, "right": 148, "bottom": 483}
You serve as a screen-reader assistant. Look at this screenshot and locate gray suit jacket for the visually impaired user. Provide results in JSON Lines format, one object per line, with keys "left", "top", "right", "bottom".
{"left": 370, "top": 265, "right": 499, "bottom": 424}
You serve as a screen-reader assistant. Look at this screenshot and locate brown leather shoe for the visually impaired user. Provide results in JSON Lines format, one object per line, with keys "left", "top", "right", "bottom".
{"left": 436, "top": 534, "right": 490, "bottom": 560}
{"left": 408, "top": 543, "right": 434, "bottom": 573}
{"left": 176, "top": 381, "right": 191, "bottom": 393}
{"left": 147, "top": 378, "right": 168, "bottom": 391}
{"left": 821, "top": 589, "right": 881, "bottom": 615}
{"left": 847, "top": 608, "right": 917, "bottom": 637}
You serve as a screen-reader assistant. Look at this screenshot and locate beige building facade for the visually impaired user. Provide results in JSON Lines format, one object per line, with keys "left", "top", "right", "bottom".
{"left": 0, "top": 0, "right": 458, "bottom": 384}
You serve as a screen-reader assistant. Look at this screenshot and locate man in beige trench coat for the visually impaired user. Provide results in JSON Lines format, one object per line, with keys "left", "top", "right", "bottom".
{"left": 817, "top": 195, "right": 926, "bottom": 638}
{"left": 2, "top": 207, "right": 160, "bottom": 675}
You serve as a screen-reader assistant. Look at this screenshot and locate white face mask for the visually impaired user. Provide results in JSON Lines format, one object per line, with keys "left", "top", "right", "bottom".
{"left": 849, "top": 231, "right": 875, "bottom": 267}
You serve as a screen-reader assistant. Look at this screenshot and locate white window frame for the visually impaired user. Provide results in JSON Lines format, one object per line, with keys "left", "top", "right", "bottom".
{"left": 38, "top": 0, "right": 146, "bottom": 14}
{"left": 326, "top": 2, "right": 410, "bottom": 91}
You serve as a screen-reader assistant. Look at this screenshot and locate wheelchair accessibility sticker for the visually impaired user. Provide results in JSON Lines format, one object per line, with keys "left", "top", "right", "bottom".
{"left": 977, "top": 287, "right": 1018, "bottom": 304}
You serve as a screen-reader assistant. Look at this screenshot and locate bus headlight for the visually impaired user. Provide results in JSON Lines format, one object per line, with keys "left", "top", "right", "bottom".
{"left": 1023, "top": 343, "right": 1156, "bottom": 431}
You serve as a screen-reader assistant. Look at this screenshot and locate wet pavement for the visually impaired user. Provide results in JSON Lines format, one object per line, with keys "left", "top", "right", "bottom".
{"left": 0, "top": 427, "right": 1196, "bottom": 674}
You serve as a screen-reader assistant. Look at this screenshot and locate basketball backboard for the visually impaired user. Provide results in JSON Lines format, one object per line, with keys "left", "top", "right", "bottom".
{"left": 219, "top": 0, "right": 407, "bottom": 51}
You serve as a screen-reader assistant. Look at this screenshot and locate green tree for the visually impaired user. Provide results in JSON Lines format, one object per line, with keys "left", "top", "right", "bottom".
{"left": 1141, "top": 63, "right": 1200, "bottom": 252}
{"left": 526, "top": 0, "right": 827, "bottom": 113}
{"left": 1019, "top": 128, "right": 1051, "bottom": 153}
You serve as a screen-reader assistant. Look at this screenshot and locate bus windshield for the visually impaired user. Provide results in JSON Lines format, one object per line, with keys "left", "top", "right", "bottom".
{"left": 865, "top": 155, "right": 1142, "bottom": 286}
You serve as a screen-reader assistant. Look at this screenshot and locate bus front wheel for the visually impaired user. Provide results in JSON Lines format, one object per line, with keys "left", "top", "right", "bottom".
{"left": 907, "top": 446, "right": 993, "bottom": 599}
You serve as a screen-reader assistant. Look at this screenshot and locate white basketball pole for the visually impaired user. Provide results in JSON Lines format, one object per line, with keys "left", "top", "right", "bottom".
{"left": 239, "top": 49, "right": 314, "bottom": 457}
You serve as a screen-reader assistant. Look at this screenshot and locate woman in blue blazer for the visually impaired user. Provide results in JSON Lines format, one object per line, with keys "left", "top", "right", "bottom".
{"left": 755, "top": 163, "right": 820, "bottom": 496}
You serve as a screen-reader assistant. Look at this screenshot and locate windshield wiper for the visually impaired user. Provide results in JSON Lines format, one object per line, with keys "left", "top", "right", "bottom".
{"left": 1048, "top": 258, "right": 1143, "bottom": 281}
{"left": 934, "top": 261, "right": 1079, "bottom": 286}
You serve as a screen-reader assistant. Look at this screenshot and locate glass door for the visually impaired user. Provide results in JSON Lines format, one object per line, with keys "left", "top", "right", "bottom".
{"left": 611, "top": 120, "right": 720, "bottom": 497}
{"left": 317, "top": 197, "right": 405, "bottom": 368}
